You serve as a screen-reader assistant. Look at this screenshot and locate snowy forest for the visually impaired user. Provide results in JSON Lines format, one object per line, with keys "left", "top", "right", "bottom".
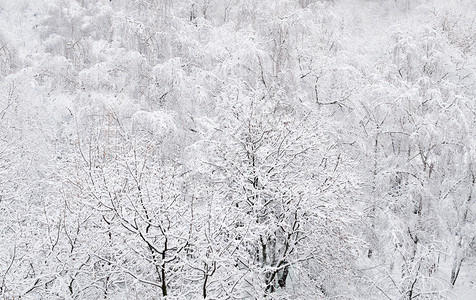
{"left": 1, "top": 0, "right": 476, "bottom": 299}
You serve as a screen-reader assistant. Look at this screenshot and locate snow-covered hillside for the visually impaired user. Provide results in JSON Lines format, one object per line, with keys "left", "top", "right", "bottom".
{"left": 1, "top": 0, "right": 475, "bottom": 299}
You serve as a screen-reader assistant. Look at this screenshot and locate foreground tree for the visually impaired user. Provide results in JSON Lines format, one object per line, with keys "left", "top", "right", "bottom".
{"left": 190, "top": 78, "right": 362, "bottom": 297}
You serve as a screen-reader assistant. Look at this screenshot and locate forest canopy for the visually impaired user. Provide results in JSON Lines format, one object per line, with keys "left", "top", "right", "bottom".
{"left": 1, "top": 0, "right": 476, "bottom": 299}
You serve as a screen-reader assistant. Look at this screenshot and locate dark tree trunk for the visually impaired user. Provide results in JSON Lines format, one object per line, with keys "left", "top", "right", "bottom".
{"left": 278, "top": 265, "right": 289, "bottom": 288}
